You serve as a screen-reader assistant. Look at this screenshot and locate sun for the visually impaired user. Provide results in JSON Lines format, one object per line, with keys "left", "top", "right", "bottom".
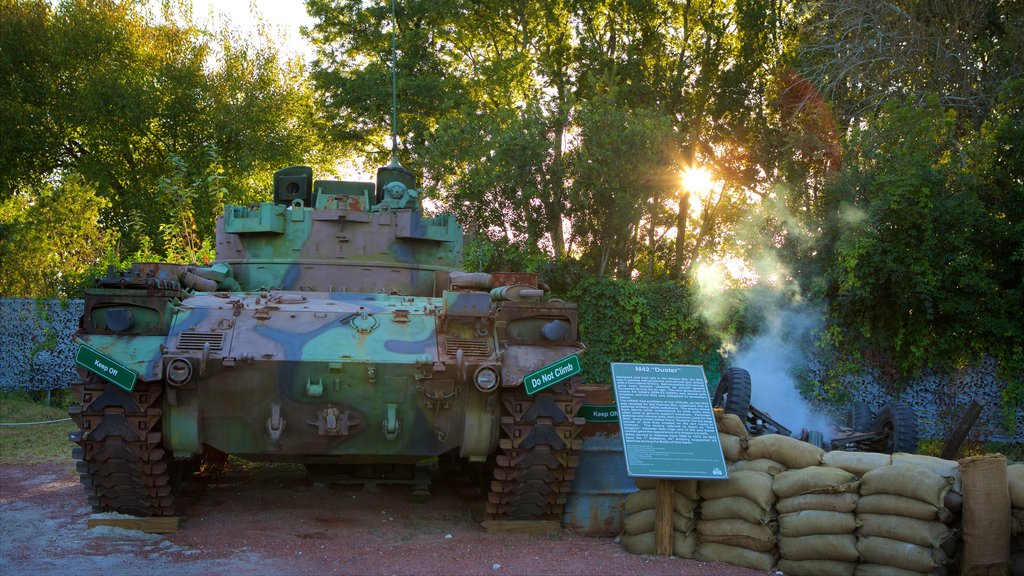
{"left": 681, "top": 166, "right": 714, "bottom": 196}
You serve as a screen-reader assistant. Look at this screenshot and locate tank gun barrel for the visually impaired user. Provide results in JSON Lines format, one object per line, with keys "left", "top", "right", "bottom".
{"left": 490, "top": 286, "right": 544, "bottom": 302}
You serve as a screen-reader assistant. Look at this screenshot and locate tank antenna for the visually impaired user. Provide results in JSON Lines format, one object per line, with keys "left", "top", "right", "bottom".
{"left": 389, "top": 0, "right": 399, "bottom": 166}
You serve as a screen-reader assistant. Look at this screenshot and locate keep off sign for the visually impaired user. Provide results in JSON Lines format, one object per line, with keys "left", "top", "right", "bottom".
{"left": 75, "top": 345, "right": 137, "bottom": 392}
{"left": 523, "top": 354, "right": 581, "bottom": 395}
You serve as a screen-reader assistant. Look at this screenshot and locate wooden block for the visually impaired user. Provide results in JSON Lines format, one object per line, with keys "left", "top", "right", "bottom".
{"left": 656, "top": 479, "right": 674, "bottom": 556}
{"left": 480, "top": 520, "right": 560, "bottom": 534}
{"left": 87, "top": 516, "right": 181, "bottom": 534}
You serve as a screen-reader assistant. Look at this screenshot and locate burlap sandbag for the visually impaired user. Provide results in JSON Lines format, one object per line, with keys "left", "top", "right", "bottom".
{"left": 625, "top": 489, "right": 656, "bottom": 515}
{"left": 773, "top": 466, "right": 860, "bottom": 499}
{"left": 625, "top": 509, "right": 694, "bottom": 535}
{"left": 622, "top": 531, "right": 656, "bottom": 555}
{"left": 779, "top": 510, "right": 857, "bottom": 537}
{"left": 632, "top": 478, "right": 699, "bottom": 501}
{"left": 779, "top": 534, "right": 859, "bottom": 562}
{"left": 894, "top": 453, "right": 962, "bottom": 494}
{"left": 746, "top": 434, "right": 824, "bottom": 469}
{"left": 696, "top": 542, "right": 777, "bottom": 572}
{"left": 719, "top": 432, "right": 744, "bottom": 462}
{"left": 822, "top": 451, "right": 892, "bottom": 476}
{"left": 861, "top": 463, "right": 952, "bottom": 508}
{"left": 674, "top": 531, "right": 698, "bottom": 558}
{"left": 716, "top": 412, "right": 750, "bottom": 439}
{"left": 856, "top": 536, "right": 946, "bottom": 573}
{"left": 729, "top": 458, "right": 788, "bottom": 476}
{"left": 697, "top": 519, "right": 777, "bottom": 552}
{"left": 1012, "top": 509, "right": 1024, "bottom": 536}
{"left": 700, "top": 496, "right": 773, "bottom": 524}
{"left": 855, "top": 563, "right": 942, "bottom": 576}
{"left": 1008, "top": 463, "right": 1024, "bottom": 509}
{"left": 857, "top": 513, "right": 953, "bottom": 548}
{"left": 700, "top": 470, "right": 774, "bottom": 509}
{"left": 777, "top": 492, "right": 859, "bottom": 514}
{"left": 673, "top": 493, "right": 697, "bottom": 517}
{"left": 857, "top": 493, "right": 952, "bottom": 523}
{"left": 960, "top": 453, "right": 1011, "bottom": 576}
{"left": 778, "top": 558, "right": 856, "bottom": 576}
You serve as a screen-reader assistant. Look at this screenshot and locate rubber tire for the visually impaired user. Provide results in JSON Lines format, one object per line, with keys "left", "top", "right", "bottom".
{"left": 713, "top": 367, "right": 752, "bottom": 418}
{"left": 846, "top": 401, "right": 873, "bottom": 432}
{"left": 872, "top": 401, "right": 919, "bottom": 454}
{"left": 805, "top": 429, "right": 825, "bottom": 449}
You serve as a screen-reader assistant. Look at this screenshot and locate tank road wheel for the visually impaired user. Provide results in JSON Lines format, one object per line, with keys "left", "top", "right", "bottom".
{"left": 712, "top": 367, "right": 752, "bottom": 419}
{"left": 68, "top": 375, "right": 178, "bottom": 516}
{"left": 485, "top": 380, "right": 584, "bottom": 521}
{"left": 872, "top": 401, "right": 919, "bottom": 454}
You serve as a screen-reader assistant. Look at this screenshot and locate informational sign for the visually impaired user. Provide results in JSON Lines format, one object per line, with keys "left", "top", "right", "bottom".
{"left": 576, "top": 404, "right": 619, "bottom": 423}
{"left": 75, "top": 345, "right": 137, "bottom": 392}
{"left": 523, "top": 354, "right": 581, "bottom": 395}
{"left": 611, "top": 363, "right": 727, "bottom": 479}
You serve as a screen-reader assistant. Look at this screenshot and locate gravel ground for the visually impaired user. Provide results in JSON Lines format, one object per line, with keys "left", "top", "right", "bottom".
{"left": 0, "top": 460, "right": 761, "bottom": 576}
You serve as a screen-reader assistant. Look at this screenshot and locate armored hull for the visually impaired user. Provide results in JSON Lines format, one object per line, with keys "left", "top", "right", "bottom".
{"left": 69, "top": 165, "right": 585, "bottom": 520}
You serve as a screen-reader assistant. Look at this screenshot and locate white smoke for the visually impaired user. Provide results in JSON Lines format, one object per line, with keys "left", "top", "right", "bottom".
{"left": 728, "top": 302, "right": 836, "bottom": 441}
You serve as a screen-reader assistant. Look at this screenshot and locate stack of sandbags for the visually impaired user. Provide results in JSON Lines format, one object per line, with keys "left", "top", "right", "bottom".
{"left": 774, "top": 467, "right": 861, "bottom": 576}
{"left": 746, "top": 433, "right": 825, "bottom": 470}
{"left": 1011, "top": 464, "right": 1024, "bottom": 575}
{"left": 621, "top": 478, "right": 699, "bottom": 558}
{"left": 960, "top": 454, "right": 1010, "bottom": 576}
{"left": 695, "top": 470, "right": 778, "bottom": 572}
{"left": 856, "top": 463, "right": 956, "bottom": 575}
{"left": 715, "top": 412, "right": 748, "bottom": 463}
{"left": 822, "top": 450, "right": 892, "bottom": 477}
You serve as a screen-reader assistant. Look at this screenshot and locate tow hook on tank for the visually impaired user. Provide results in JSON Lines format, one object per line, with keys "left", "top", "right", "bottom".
{"left": 267, "top": 402, "right": 286, "bottom": 443}
{"left": 382, "top": 403, "right": 401, "bottom": 440}
{"left": 308, "top": 405, "right": 359, "bottom": 436}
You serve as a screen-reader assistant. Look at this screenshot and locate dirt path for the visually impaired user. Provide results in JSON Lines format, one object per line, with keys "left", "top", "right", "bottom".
{"left": 0, "top": 460, "right": 759, "bottom": 575}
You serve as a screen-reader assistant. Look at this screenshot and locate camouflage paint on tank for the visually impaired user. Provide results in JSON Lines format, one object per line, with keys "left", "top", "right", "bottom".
{"left": 75, "top": 165, "right": 583, "bottom": 471}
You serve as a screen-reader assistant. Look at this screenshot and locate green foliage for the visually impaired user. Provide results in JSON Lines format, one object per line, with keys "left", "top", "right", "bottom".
{"left": 568, "top": 278, "right": 723, "bottom": 386}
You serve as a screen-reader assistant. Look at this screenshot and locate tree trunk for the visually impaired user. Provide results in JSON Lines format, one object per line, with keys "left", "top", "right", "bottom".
{"left": 675, "top": 192, "right": 689, "bottom": 279}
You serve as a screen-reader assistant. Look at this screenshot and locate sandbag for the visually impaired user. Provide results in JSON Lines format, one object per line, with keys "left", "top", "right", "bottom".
{"left": 625, "top": 488, "right": 656, "bottom": 515}
{"left": 779, "top": 534, "right": 859, "bottom": 562}
{"left": 622, "top": 531, "right": 656, "bottom": 555}
{"left": 960, "top": 453, "right": 1011, "bottom": 576}
{"left": 700, "top": 470, "right": 774, "bottom": 509}
{"left": 857, "top": 494, "right": 952, "bottom": 523}
{"left": 779, "top": 510, "right": 857, "bottom": 537}
{"left": 857, "top": 513, "right": 953, "bottom": 548}
{"left": 894, "top": 453, "right": 962, "bottom": 494}
{"left": 699, "top": 496, "right": 773, "bottom": 524}
{"left": 716, "top": 412, "right": 750, "bottom": 439}
{"left": 778, "top": 558, "right": 857, "bottom": 576}
{"left": 773, "top": 466, "right": 859, "bottom": 499}
{"left": 855, "top": 563, "right": 937, "bottom": 576}
{"left": 697, "top": 518, "right": 777, "bottom": 552}
{"left": 696, "top": 542, "right": 777, "bottom": 572}
{"left": 625, "top": 509, "right": 694, "bottom": 535}
{"left": 673, "top": 493, "right": 697, "bottom": 517}
{"left": 822, "top": 451, "right": 892, "bottom": 476}
{"left": 674, "top": 531, "right": 698, "bottom": 558}
{"left": 729, "top": 458, "right": 787, "bottom": 476}
{"left": 1013, "top": 509, "right": 1024, "bottom": 536}
{"left": 777, "top": 492, "right": 859, "bottom": 514}
{"left": 1008, "top": 463, "right": 1024, "bottom": 509}
{"left": 719, "top": 432, "right": 744, "bottom": 462}
{"left": 860, "top": 464, "right": 952, "bottom": 508}
{"left": 857, "top": 536, "right": 947, "bottom": 573}
{"left": 746, "top": 434, "right": 824, "bottom": 469}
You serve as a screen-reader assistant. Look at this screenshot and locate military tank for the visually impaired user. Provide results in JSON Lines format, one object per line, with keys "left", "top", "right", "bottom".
{"left": 68, "top": 160, "right": 585, "bottom": 520}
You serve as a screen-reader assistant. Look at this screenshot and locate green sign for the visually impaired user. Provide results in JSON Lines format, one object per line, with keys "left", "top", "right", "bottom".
{"left": 611, "top": 363, "right": 727, "bottom": 480}
{"left": 577, "top": 404, "right": 619, "bottom": 423}
{"left": 75, "top": 345, "right": 137, "bottom": 392}
{"left": 523, "top": 354, "right": 581, "bottom": 395}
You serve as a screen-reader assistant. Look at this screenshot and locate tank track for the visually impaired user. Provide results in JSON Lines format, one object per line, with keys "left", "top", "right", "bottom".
{"left": 485, "top": 380, "right": 584, "bottom": 521}
{"left": 68, "top": 375, "right": 177, "bottom": 516}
